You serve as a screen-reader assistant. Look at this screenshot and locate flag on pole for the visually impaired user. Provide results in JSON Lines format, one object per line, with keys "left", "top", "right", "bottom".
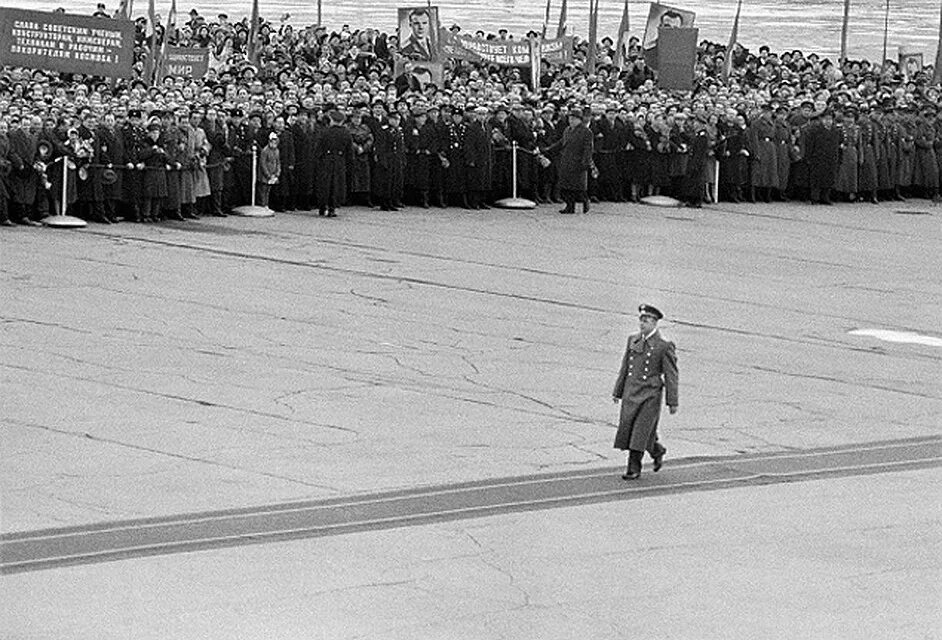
{"left": 613, "top": 0, "right": 631, "bottom": 70}
{"left": 933, "top": 1, "right": 942, "bottom": 86}
{"left": 143, "top": 0, "right": 156, "bottom": 83}
{"left": 556, "top": 0, "right": 568, "bottom": 38}
{"left": 530, "top": 38, "right": 543, "bottom": 90}
{"left": 156, "top": 0, "right": 177, "bottom": 82}
{"left": 881, "top": 0, "right": 890, "bottom": 65}
{"left": 721, "top": 0, "right": 743, "bottom": 83}
{"left": 116, "top": 0, "right": 131, "bottom": 20}
{"left": 586, "top": 0, "right": 599, "bottom": 75}
{"left": 839, "top": 0, "right": 851, "bottom": 62}
{"left": 541, "top": 0, "right": 552, "bottom": 39}
{"left": 248, "top": 0, "right": 260, "bottom": 64}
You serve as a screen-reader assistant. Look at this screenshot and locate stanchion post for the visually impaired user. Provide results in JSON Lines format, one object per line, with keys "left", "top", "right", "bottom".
{"left": 713, "top": 160, "right": 720, "bottom": 204}
{"left": 251, "top": 143, "right": 258, "bottom": 206}
{"left": 43, "top": 155, "right": 87, "bottom": 228}
{"left": 494, "top": 141, "right": 536, "bottom": 209}
{"left": 61, "top": 157, "right": 68, "bottom": 216}
{"left": 231, "top": 142, "right": 274, "bottom": 217}
{"left": 511, "top": 141, "right": 518, "bottom": 199}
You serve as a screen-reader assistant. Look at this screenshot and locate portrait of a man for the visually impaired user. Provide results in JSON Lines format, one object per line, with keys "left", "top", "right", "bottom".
{"left": 642, "top": 3, "right": 696, "bottom": 52}
{"left": 899, "top": 51, "right": 923, "bottom": 80}
{"left": 398, "top": 6, "right": 440, "bottom": 61}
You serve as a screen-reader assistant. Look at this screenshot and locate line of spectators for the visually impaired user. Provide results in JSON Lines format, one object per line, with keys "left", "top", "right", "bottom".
{"left": 1, "top": 5, "right": 940, "bottom": 225}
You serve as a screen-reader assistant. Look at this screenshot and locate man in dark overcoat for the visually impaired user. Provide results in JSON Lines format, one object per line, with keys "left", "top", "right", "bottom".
{"left": 536, "top": 105, "right": 561, "bottom": 204}
{"left": 680, "top": 117, "right": 711, "bottom": 207}
{"left": 313, "top": 109, "right": 354, "bottom": 217}
{"left": 463, "top": 106, "right": 493, "bottom": 210}
{"left": 804, "top": 110, "right": 842, "bottom": 205}
{"left": 592, "top": 105, "right": 626, "bottom": 202}
{"left": 373, "top": 108, "right": 406, "bottom": 211}
{"left": 291, "top": 109, "right": 317, "bottom": 211}
{"left": 613, "top": 304, "right": 679, "bottom": 480}
{"left": 7, "top": 116, "right": 42, "bottom": 225}
{"left": 548, "top": 108, "right": 594, "bottom": 214}
{"left": 94, "top": 113, "right": 124, "bottom": 223}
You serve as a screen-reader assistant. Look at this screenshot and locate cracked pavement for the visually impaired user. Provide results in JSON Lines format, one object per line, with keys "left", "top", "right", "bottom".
{"left": 1, "top": 200, "right": 941, "bottom": 637}
{"left": 3, "top": 203, "right": 940, "bottom": 530}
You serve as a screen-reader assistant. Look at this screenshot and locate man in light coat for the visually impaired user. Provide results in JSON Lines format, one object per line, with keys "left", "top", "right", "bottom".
{"left": 613, "top": 304, "right": 679, "bottom": 480}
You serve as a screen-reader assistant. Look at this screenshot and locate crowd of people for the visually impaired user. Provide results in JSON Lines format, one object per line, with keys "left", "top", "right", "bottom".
{"left": 1, "top": 4, "right": 941, "bottom": 226}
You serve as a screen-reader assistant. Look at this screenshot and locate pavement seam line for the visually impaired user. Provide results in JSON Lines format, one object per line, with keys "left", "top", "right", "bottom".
{"left": 5, "top": 438, "right": 937, "bottom": 543}
{"left": 3, "top": 455, "right": 941, "bottom": 574}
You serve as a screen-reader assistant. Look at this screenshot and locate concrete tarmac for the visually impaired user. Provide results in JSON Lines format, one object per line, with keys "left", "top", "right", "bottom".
{"left": 2, "top": 198, "right": 941, "bottom": 637}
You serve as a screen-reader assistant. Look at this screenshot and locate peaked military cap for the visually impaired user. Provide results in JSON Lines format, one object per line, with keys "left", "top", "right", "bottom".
{"left": 638, "top": 304, "right": 664, "bottom": 321}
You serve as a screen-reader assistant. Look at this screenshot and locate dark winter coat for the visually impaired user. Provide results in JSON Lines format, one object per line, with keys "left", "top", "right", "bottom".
{"left": 553, "top": 123, "right": 594, "bottom": 192}
{"left": 313, "top": 124, "right": 354, "bottom": 209}
{"left": 804, "top": 122, "right": 841, "bottom": 191}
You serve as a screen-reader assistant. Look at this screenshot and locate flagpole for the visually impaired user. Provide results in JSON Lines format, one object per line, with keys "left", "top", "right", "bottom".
{"left": 156, "top": 0, "right": 177, "bottom": 83}
{"left": 144, "top": 0, "right": 156, "bottom": 84}
{"left": 587, "top": 0, "right": 598, "bottom": 75}
{"left": 881, "top": 0, "right": 890, "bottom": 66}
{"left": 556, "top": 0, "right": 568, "bottom": 38}
{"left": 317, "top": 0, "right": 322, "bottom": 26}
{"left": 840, "top": 0, "right": 851, "bottom": 63}
{"left": 933, "top": 0, "right": 942, "bottom": 86}
{"left": 723, "top": 0, "right": 743, "bottom": 84}
{"left": 248, "top": 0, "right": 260, "bottom": 64}
{"left": 614, "top": 0, "right": 630, "bottom": 70}
{"left": 542, "top": 0, "right": 552, "bottom": 39}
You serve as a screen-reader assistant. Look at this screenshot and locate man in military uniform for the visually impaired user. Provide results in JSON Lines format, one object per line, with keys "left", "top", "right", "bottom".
{"left": 747, "top": 103, "right": 779, "bottom": 202}
{"left": 403, "top": 104, "right": 436, "bottom": 208}
{"left": 612, "top": 304, "right": 679, "bottom": 480}
{"left": 373, "top": 106, "right": 406, "bottom": 212}
{"left": 227, "top": 108, "right": 254, "bottom": 208}
{"left": 118, "top": 109, "right": 147, "bottom": 222}
{"left": 439, "top": 105, "right": 467, "bottom": 208}
{"left": 426, "top": 104, "right": 448, "bottom": 208}
{"left": 313, "top": 109, "right": 354, "bottom": 217}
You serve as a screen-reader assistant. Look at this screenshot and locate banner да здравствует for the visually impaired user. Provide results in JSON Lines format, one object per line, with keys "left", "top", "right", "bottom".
{"left": 0, "top": 7, "right": 135, "bottom": 77}
{"left": 441, "top": 31, "right": 573, "bottom": 66}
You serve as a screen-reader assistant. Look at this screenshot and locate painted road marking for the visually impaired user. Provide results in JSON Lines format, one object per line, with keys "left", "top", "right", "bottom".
{"left": 4, "top": 437, "right": 931, "bottom": 542}
{"left": 2, "top": 436, "right": 940, "bottom": 575}
{"left": 849, "top": 329, "right": 942, "bottom": 348}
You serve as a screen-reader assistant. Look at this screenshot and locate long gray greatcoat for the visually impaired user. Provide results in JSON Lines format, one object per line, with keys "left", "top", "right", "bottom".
{"left": 747, "top": 117, "right": 779, "bottom": 188}
{"left": 555, "top": 123, "right": 594, "bottom": 192}
{"left": 182, "top": 125, "right": 211, "bottom": 201}
{"left": 612, "top": 330, "right": 678, "bottom": 453}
